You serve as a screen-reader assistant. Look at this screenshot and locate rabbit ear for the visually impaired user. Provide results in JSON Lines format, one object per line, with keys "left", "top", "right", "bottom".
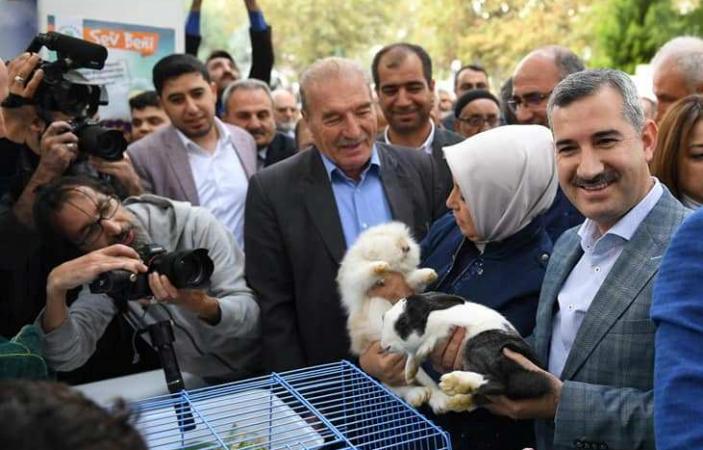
{"left": 404, "top": 354, "right": 419, "bottom": 384}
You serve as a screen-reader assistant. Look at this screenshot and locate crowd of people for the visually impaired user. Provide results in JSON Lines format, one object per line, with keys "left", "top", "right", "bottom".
{"left": 1, "top": 0, "right": 703, "bottom": 448}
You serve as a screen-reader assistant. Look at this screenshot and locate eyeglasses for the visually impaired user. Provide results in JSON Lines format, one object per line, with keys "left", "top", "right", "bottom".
{"left": 74, "top": 195, "right": 120, "bottom": 248}
{"left": 507, "top": 91, "right": 552, "bottom": 113}
{"left": 456, "top": 115, "right": 500, "bottom": 128}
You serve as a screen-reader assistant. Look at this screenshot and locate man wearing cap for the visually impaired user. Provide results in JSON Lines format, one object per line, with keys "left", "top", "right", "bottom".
{"left": 452, "top": 90, "right": 501, "bottom": 139}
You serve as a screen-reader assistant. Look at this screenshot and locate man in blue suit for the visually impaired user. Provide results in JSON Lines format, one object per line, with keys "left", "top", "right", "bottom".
{"left": 651, "top": 207, "right": 703, "bottom": 449}
{"left": 485, "top": 69, "right": 688, "bottom": 450}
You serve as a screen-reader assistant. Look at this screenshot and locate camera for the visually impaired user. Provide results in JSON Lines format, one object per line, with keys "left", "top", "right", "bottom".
{"left": 70, "top": 117, "right": 128, "bottom": 162}
{"left": 89, "top": 244, "right": 215, "bottom": 301}
{"left": 25, "top": 32, "right": 128, "bottom": 160}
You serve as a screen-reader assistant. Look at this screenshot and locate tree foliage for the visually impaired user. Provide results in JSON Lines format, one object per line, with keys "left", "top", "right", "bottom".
{"left": 590, "top": 0, "right": 703, "bottom": 72}
{"left": 190, "top": 0, "right": 703, "bottom": 85}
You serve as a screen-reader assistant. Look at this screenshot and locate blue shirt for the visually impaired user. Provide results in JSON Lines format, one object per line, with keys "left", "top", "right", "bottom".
{"left": 548, "top": 179, "right": 663, "bottom": 377}
{"left": 319, "top": 146, "right": 393, "bottom": 247}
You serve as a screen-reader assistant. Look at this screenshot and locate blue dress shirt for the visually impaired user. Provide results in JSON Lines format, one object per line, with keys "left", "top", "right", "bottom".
{"left": 319, "top": 146, "right": 393, "bottom": 247}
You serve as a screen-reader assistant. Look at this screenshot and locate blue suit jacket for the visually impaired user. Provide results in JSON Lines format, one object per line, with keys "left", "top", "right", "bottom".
{"left": 652, "top": 206, "right": 702, "bottom": 450}
{"left": 532, "top": 188, "right": 688, "bottom": 450}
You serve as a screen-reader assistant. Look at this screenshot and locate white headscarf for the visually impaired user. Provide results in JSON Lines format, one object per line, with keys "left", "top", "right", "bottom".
{"left": 443, "top": 124, "right": 558, "bottom": 243}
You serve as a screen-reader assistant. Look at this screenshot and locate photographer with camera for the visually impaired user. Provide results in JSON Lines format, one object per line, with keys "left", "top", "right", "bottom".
{"left": 32, "top": 176, "right": 260, "bottom": 382}
{"left": 0, "top": 36, "right": 143, "bottom": 343}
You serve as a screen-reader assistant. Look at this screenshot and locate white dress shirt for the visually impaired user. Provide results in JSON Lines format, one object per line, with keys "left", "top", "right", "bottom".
{"left": 176, "top": 118, "right": 248, "bottom": 248}
{"left": 384, "top": 120, "right": 436, "bottom": 156}
{"left": 548, "top": 179, "right": 663, "bottom": 377}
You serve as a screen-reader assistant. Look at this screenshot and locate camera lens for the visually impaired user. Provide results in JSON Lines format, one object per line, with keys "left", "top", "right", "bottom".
{"left": 77, "top": 125, "right": 127, "bottom": 161}
{"left": 152, "top": 249, "right": 214, "bottom": 289}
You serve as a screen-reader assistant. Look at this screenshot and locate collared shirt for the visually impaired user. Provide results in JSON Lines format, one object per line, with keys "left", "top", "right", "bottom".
{"left": 319, "top": 145, "right": 393, "bottom": 247}
{"left": 384, "top": 120, "right": 436, "bottom": 156}
{"left": 257, "top": 147, "right": 268, "bottom": 170}
{"left": 176, "top": 118, "right": 248, "bottom": 248}
{"left": 548, "top": 179, "right": 663, "bottom": 377}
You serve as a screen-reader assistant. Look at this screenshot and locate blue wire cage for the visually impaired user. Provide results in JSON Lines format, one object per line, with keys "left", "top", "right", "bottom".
{"left": 131, "top": 360, "right": 452, "bottom": 449}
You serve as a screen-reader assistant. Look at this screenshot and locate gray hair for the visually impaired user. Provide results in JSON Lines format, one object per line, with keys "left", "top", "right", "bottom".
{"left": 547, "top": 68, "right": 645, "bottom": 131}
{"left": 551, "top": 46, "right": 585, "bottom": 79}
{"left": 221, "top": 79, "right": 272, "bottom": 115}
{"left": 299, "top": 57, "right": 370, "bottom": 114}
{"left": 651, "top": 36, "right": 703, "bottom": 92}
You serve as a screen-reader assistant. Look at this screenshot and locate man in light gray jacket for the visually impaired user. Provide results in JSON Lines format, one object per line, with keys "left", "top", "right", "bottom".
{"left": 32, "top": 176, "right": 259, "bottom": 382}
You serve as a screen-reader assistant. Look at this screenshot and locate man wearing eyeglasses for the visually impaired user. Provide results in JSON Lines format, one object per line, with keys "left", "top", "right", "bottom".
{"left": 452, "top": 89, "right": 501, "bottom": 139}
{"left": 511, "top": 46, "right": 586, "bottom": 241}
{"left": 32, "top": 176, "right": 260, "bottom": 382}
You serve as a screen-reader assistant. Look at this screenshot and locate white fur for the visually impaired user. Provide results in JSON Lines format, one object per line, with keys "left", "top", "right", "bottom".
{"left": 380, "top": 298, "right": 514, "bottom": 412}
{"left": 337, "top": 222, "right": 437, "bottom": 354}
{"left": 336, "top": 222, "right": 440, "bottom": 410}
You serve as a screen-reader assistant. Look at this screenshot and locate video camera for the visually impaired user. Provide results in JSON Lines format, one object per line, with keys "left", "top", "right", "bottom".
{"left": 25, "top": 32, "right": 127, "bottom": 160}
{"left": 89, "top": 244, "right": 215, "bottom": 301}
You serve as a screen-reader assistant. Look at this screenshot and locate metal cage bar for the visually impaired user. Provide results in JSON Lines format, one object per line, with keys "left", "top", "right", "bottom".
{"left": 131, "top": 360, "right": 452, "bottom": 450}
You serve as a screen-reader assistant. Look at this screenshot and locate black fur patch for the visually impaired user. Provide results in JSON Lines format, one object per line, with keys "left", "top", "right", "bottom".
{"left": 461, "top": 329, "right": 551, "bottom": 404}
{"left": 394, "top": 292, "right": 465, "bottom": 340}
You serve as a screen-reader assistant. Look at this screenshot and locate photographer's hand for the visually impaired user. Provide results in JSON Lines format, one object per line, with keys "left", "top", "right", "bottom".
{"left": 89, "top": 154, "right": 144, "bottom": 196}
{"left": 43, "top": 245, "right": 148, "bottom": 332}
{"left": 12, "top": 121, "right": 79, "bottom": 227}
{"left": 3, "top": 53, "right": 44, "bottom": 143}
{"left": 148, "top": 272, "right": 221, "bottom": 325}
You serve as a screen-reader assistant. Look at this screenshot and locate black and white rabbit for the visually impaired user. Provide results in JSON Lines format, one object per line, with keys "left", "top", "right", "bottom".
{"left": 380, "top": 291, "right": 551, "bottom": 412}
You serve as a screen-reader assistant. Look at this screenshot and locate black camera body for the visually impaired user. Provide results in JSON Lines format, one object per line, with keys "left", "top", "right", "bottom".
{"left": 70, "top": 117, "right": 128, "bottom": 162}
{"left": 89, "top": 244, "right": 215, "bottom": 301}
{"left": 26, "top": 32, "right": 128, "bottom": 160}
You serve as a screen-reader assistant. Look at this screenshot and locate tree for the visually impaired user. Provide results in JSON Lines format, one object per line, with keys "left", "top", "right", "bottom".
{"left": 590, "top": 0, "right": 703, "bottom": 72}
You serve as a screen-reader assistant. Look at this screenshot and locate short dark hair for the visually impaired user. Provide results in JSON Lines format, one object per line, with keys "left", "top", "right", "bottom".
{"left": 454, "top": 64, "right": 488, "bottom": 89}
{"left": 206, "top": 49, "right": 234, "bottom": 64}
{"left": 371, "top": 43, "right": 433, "bottom": 87}
{"left": 128, "top": 91, "right": 160, "bottom": 111}
{"left": 548, "top": 68, "right": 645, "bottom": 131}
{"left": 33, "top": 176, "right": 116, "bottom": 248}
{"left": 0, "top": 380, "right": 147, "bottom": 450}
{"left": 206, "top": 50, "right": 239, "bottom": 72}
{"left": 152, "top": 54, "right": 210, "bottom": 95}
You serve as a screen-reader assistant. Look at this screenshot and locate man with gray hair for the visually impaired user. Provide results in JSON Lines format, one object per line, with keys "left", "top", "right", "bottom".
{"left": 222, "top": 79, "right": 296, "bottom": 169}
{"left": 271, "top": 88, "right": 299, "bottom": 138}
{"left": 483, "top": 68, "right": 688, "bottom": 450}
{"left": 651, "top": 36, "right": 703, "bottom": 122}
{"left": 511, "top": 45, "right": 586, "bottom": 242}
{"left": 245, "top": 57, "right": 446, "bottom": 372}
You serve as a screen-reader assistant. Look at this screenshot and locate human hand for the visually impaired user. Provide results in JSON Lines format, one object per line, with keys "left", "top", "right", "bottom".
{"left": 359, "top": 341, "right": 406, "bottom": 386}
{"left": 36, "top": 121, "right": 80, "bottom": 176}
{"left": 366, "top": 271, "right": 413, "bottom": 303}
{"left": 483, "top": 348, "right": 562, "bottom": 420}
{"left": 430, "top": 326, "right": 466, "bottom": 372}
{"left": 47, "top": 244, "right": 147, "bottom": 296}
{"left": 148, "top": 272, "right": 220, "bottom": 324}
{"left": 90, "top": 154, "right": 143, "bottom": 196}
{"left": 3, "top": 53, "right": 44, "bottom": 142}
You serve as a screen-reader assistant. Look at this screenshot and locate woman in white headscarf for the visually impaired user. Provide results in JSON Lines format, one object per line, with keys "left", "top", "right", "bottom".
{"left": 418, "top": 124, "right": 557, "bottom": 450}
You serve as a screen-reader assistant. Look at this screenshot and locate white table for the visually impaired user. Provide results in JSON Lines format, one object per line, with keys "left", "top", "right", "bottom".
{"left": 74, "top": 370, "right": 205, "bottom": 404}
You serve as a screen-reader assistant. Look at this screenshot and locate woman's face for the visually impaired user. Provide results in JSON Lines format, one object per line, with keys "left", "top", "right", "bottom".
{"left": 678, "top": 118, "right": 703, "bottom": 204}
{"left": 446, "top": 182, "right": 480, "bottom": 240}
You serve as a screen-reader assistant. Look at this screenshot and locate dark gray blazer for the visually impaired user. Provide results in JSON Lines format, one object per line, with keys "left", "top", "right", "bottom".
{"left": 532, "top": 188, "right": 688, "bottom": 450}
{"left": 127, "top": 122, "right": 257, "bottom": 205}
{"left": 244, "top": 143, "right": 447, "bottom": 372}
{"left": 375, "top": 125, "right": 462, "bottom": 204}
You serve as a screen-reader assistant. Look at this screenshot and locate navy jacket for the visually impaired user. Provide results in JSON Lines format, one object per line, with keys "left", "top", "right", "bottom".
{"left": 421, "top": 212, "right": 552, "bottom": 336}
